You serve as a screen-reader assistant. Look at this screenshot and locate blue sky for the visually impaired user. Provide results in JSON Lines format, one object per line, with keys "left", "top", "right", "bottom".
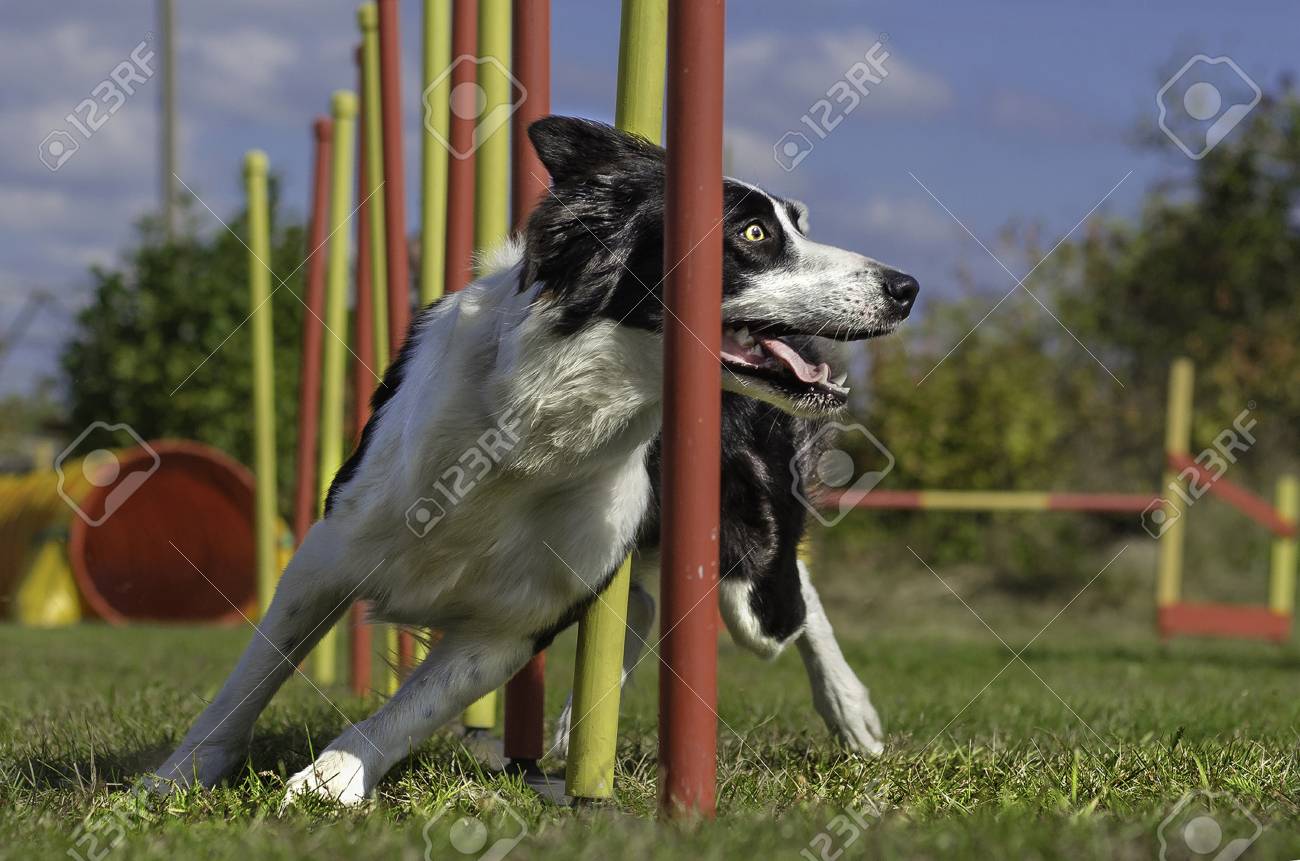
{"left": 3, "top": 0, "right": 1295, "bottom": 396}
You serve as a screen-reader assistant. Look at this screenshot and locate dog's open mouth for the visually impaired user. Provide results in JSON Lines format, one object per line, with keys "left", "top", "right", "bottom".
{"left": 721, "top": 326, "right": 850, "bottom": 405}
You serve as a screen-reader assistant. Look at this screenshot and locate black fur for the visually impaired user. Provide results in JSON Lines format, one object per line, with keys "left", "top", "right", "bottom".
{"left": 523, "top": 117, "right": 806, "bottom": 335}
{"left": 334, "top": 118, "right": 862, "bottom": 647}
{"left": 636, "top": 341, "right": 835, "bottom": 646}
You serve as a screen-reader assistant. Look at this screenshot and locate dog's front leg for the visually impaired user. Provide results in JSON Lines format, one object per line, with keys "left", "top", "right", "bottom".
{"left": 148, "top": 523, "right": 354, "bottom": 792}
{"left": 284, "top": 633, "right": 534, "bottom": 805}
{"left": 794, "top": 560, "right": 884, "bottom": 754}
{"left": 552, "top": 577, "right": 657, "bottom": 756}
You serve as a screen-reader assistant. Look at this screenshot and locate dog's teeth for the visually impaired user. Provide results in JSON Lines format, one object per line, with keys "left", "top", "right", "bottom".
{"left": 736, "top": 327, "right": 754, "bottom": 347}
{"left": 814, "top": 364, "right": 830, "bottom": 384}
{"left": 831, "top": 372, "right": 847, "bottom": 387}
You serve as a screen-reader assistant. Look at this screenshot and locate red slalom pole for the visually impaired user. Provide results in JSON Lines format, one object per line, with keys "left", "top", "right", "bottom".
{"left": 377, "top": 0, "right": 411, "bottom": 347}
{"left": 292, "top": 116, "right": 332, "bottom": 548}
{"left": 659, "top": 0, "right": 724, "bottom": 818}
{"left": 377, "top": 0, "right": 418, "bottom": 674}
{"left": 443, "top": 0, "right": 478, "bottom": 294}
{"left": 510, "top": 0, "right": 549, "bottom": 226}
{"left": 502, "top": 0, "right": 550, "bottom": 769}
{"left": 350, "top": 45, "right": 375, "bottom": 697}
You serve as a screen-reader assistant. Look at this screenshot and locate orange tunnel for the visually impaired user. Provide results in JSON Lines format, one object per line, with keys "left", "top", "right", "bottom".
{"left": 3, "top": 440, "right": 263, "bottom": 625}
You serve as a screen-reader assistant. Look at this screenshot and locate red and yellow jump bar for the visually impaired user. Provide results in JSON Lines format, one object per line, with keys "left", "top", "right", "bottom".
{"left": 822, "top": 489, "right": 1160, "bottom": 513}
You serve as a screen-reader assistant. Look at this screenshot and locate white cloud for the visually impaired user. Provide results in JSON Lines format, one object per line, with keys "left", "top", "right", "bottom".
{"left": 724, "top": 125, "right": 807, "bottom": 190}
{"left": 863, "top": 195, "right": 958, "bottom": 245}
{"left": 727, "top": 29, "right": 953, "bottom": 132}
{"left": 182, "top": 29, "right": 303, "bottom": 123}
{"left": 0, "top": 21, "right": 135, "bottom": 95}
{"left": 987, "top": 87, "right": 1113, "bottom": 141}
{"left": 0, "top": 187, "right": 76, "bottom": 228}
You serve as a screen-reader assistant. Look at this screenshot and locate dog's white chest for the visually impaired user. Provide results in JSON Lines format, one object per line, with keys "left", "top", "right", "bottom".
{"left": 369, "top": 442, "right": 652, "bottom": 634}
{"left": 323, "top": 259, "right": 663, "bottom": 637}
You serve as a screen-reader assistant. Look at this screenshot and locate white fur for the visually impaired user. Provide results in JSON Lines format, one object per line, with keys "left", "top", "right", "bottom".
{"left": 794, "top": 560, "right": 884, "bottom": 753}
{"left": 154, "top": 246, "right": 667, "bottom": 804}
{"left": 718, "top": 577, "right": 799, "bottom": 659}
{"left": 153, "top": 187, "right": 898, "bottom": 802}
{"left": 721, "top": 183, "right": 900, "bottom": 340}
{"left": 552, "top": 558, "right": 885, "bottom": 756}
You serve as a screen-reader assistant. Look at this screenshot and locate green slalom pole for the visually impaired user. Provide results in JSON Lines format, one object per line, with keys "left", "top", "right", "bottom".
{"left": 359, "top": 0, "right": 403, "bottom": 697}
{"left": 565, "top": 0, "right": 666, "bottom": 801}
{"left": 421, "top": 0, "right": 451, "bottom": 306}
{"left": 359, "top": 3, "right": 390, "bottom": 364}
{"left": 566, "top": 555, "right": 633, "bottom": 797}
{"left": 461, "top": 0, "right": 512, "bottom": 733}
{"left": 615, "top": 0, "right": 668, "bottom": 140}
{"left": 472, "top": 0, "right": 511, "bottom": 268}
{"left": 244, "top": 150, "right": 279, "bottom": 617}
{"left": 405, "top": 0, "right": 451, "bottom": 673}
{"left": 312, "top": 90, "right": 358, "bottom": 686}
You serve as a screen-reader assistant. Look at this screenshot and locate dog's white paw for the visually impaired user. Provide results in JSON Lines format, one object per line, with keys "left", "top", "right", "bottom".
{"left": 812, "top": 675, "right": 885, "bottom": 756}
{"left": 283, "top": 749, "right": 370, "bottom": 807}
{"left": 551, "top": 697, "right": 574, "bottom": 758}
{"left": 146, "top": 743, "right": 248, "bottom": 794}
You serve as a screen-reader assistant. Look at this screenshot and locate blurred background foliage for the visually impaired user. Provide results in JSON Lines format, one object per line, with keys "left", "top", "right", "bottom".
{"left": 27, "top": 86, "right": 1300, "bottom": 613}
{"left": 59, "top": 175, "right": 308, "bottom": 516}
{"left": 830, "top": 86, "right": 1300, "bottom": 610}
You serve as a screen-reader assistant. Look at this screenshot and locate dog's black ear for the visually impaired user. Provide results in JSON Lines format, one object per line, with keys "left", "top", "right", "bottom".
{"left": 528, "top": 116, "right": 661, "bottom": 184}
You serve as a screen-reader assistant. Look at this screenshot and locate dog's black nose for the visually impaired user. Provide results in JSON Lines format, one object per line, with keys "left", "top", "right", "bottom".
{"left": 884, "top": 271, "right": 919, "bottom": 313}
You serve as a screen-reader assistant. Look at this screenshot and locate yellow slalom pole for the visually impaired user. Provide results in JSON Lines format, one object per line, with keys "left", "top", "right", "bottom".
{"left": 919, "top": 490, "right": 1052, "bottom": 511}
{"left": 461, "top": 0, "right": 513, "bottom": 734}
{"left": 565, "top": 0, "right": 666, "bottom": 801}
{"left": 472, "top": 0, "right": 512, "bottom": 265}
{"left": 615, "top": 0, "right": 668, "bottom": 139}
{"left": 1269, "top": 475, "right": 1298, "bottom": 619}
{"left": 359, "top": 0, "right": 403, "bottom": 697}
{"left": 1155, "top": 358, "right": 1193, "bottom": 610}
{"left": 312, "top": 91, "right": 358, "bottom": 685}
{"left": 420, "top": 0, "right": 451, "bottom": 306}
{"left": 404, "top": 0, "right": 451, "bottom": 672}
{"left": 244, "top": 150, "right": 279, "bottom": 617}
{"left": 565, "top": 556, "right": 633, "bottom": 797}
{"left": 359, "top": 3, "right": 390, "bottom": 365}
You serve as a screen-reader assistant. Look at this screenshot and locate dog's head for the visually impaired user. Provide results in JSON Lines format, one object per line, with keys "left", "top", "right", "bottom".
{"left": 523, "top": 116, "right": 917, "bottom": 416}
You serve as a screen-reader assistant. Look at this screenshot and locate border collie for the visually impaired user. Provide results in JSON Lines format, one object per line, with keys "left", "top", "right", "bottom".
{"left": 152, "top": 117, "right": 916, "bottom": 803}
{"left": 552, "top": 379, "right": 887, "bottom": 757}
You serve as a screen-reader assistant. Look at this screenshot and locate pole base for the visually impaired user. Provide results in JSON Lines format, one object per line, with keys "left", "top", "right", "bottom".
{"left": 460, "top": 727, "right": 507, "bottom": 770}
{"left": 503, "top": 758, "right": 570, "bottom": 805}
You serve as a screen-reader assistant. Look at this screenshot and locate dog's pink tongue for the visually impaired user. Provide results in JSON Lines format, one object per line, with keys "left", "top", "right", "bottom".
{"left": 759, "top": 337, "right": 829, "bottom": 384}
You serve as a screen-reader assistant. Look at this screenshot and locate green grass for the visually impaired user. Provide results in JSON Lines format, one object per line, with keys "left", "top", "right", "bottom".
{"left": 3, "top": 596, "right": 1300, "bottom": 860}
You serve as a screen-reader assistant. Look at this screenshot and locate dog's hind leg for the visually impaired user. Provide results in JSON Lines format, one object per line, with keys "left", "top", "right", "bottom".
{"left": 795, "top": 559, "right": 884, "bottom": 754}
{"left": 551, "top": 574, "right": 657, "bottom": 756}
{"left": 149, "top": 521, "right": 355, "bottom": 791}
{"left": 284, "top": 632, "right": 535, "bottom": 805}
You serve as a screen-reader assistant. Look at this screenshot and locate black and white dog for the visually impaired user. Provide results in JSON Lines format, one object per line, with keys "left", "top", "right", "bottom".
{"left": 153, "top": 117, "right": 916, "bottom": 803}
{"left": 551, "top": 385, "right": 888, "bottom": 757}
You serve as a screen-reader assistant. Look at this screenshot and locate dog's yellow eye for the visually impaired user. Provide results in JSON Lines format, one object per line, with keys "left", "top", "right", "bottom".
{"left": 741, "top": 222, "right": 766, "bottom": 242}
